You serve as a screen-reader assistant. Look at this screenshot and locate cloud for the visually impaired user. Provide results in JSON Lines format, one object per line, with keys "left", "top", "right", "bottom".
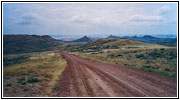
{"left": 22, "top": 16, "right": 35, "bottom": 20}
{"left": 69, "top": 15, "right": 90, "bottom": 23}
{"left": 69, "top": 14, "right": 105, "bottom": 25}
{"left": 156, "top": 6, "right": 171, "bottom": 15}
{"left": 129, "top": 15, "right": 165, "bottom": 23}
{"left": 3, "top": 3, "right": 177, "bottom": 36}
{"left": 18, "top": 13, "right": 41, "bottom": 25}
{"left": 165, "top": 18, "right": 177, "bottom": 24}
{"left": 18, "top": 21, "right": 32, "bottom": 25}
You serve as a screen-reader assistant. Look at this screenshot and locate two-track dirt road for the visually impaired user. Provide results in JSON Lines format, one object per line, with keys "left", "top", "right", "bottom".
{"left": 55, "top": 52, "right": 177, "bottom": 97}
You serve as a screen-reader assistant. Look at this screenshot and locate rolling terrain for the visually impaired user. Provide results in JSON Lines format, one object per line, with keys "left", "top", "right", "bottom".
{"left": 65, "top": 38, "right": 158, "bottom": 52}
{"left": 3, "top": 34, "right": 177, "bottom": 97}
{"left": 69, "top": 38, "right": 177, "bottom": 77}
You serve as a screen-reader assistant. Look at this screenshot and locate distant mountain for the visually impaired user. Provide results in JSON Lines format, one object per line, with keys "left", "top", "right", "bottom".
{"left": 142, "top": 35, "right": 156, "bottom": 39}
{"left": 156, "top": 34, "right": 177, "bottom": 38}
{"left": 3, "top": 35, "right": 64, "bottom": 54}
{"left": 41, "top": 35, "right": 57, "bottom": 41}
{"left": 107, "top": 35, "right": 121, "bottom": 38}
{"left": 123, "top": 35, "right": 177, "bottom": 46}
{"left": 72, "top": 36, "right": 92, "bottom": 42}
{"left": 89, "top": 37, "right": 100, "bottom": 41}
{"left": 106, "top": 35, "right": 177, "bottom": 47}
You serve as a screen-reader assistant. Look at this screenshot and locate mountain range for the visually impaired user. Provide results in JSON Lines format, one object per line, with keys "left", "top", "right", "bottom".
{"left": 107, "top": 35, "right": 177, "bottom": 46}
{"left": 3, "top": 34, "right": 177, "bottom": 55}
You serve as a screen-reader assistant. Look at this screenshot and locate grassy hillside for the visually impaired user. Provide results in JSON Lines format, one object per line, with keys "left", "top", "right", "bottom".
{"left": 3, "top": 35, "right": 64, "bottom": 55}
{"left": 66, "top": 38, "right": 166, "bottom": 52}
{"left": 70, "top": 38, "right": 177, "bottom": 77}
{"left": 3, "top": 51, "right": 67, "bottom": 97}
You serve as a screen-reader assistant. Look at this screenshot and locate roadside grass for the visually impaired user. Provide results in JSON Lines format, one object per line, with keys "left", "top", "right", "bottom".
{"left": 3, "top": 51, "right": 67, "bottom": 96}
{"left": 140, "top": 67, "right": 176, "bottom": 77}
{"left": 72, "top": 47, "right": 177, "bottom": 77}
{"left": 3, "top": 55, "right": 30, "bottom": 67}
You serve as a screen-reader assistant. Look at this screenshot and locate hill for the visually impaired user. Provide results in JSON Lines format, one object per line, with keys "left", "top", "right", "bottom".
{"left": 71, "top": 38, "right": 176, "bottom": 78}
{"left": 72, "top": 36, "right": 92, "bottom": 42}
{"left": 3, "top": 35, "right": 64, "bottom": 54}
{"left": 66, "top": 38, "right": 163, "bottom": 52}
{"left": 124, "top": 35, "right": 177, "bottom": 46}
{"left": 107, "top": 35, "right": 177, "bottom": 46}
{"left": 107, "top": 35, "right": 121, "bottom": 38}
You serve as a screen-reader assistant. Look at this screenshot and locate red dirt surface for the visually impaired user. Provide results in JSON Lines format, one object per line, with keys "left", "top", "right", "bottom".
{"left": 55, "top": 52, "right": 177, "bottom": 97}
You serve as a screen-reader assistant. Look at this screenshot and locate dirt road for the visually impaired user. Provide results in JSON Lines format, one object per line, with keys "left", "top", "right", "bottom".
{"left": 55, "top": 52, "right": 177, "bottom": 97}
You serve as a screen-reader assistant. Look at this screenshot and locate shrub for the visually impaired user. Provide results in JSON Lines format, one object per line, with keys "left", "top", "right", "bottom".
{"left": 160, "top": 48, "right": 165, "bottom": 51}
{"left": 3, "top": 55, "right": 29, "bottom": 67}
{"left": 135, "top": 54, "right": 145, "bottom": 58}
{"left": 132, "top": 51, "right": 137, "bottom": 53}
{"left": 142, "top": 65, "right": 151, "bottom": 68}
{"left": 17, "top": 77, "right": 26, "bottom": 85}
{"left": 53, "top": 85, "right": 62, "bottom": 91}
{"left": 148, "top": 51, "right": 162, "bottom": 59}
{"left": 153, "top": 49, "right": 158, "bottom": 52}
{"left": 145, "top": 60, "right": 152, "bottom": 64}
{"left": 103, "top": 45, "right": 110, "bottom": 49}
{"left": 124, "top": 52, "right": 129, "bottom": 54}
{"left": 99, "top": 51, "right": 103, "bottom": 54}
{"left": 116, "top": 54, "right": 122, "bottom": 57}
{"left": 107, "top": 54, "right": 115, "bottom": 58}
{"left": 27, "top": 77, "right": 40, "bottom": 83}
{"left": 6, "top": 83, "right": 12, "bottom": 86}
{"left": 169, "top": 51, "right": 176, "bottom": 57}
{"left": 165, "top": 68, "right": 170, "bottom": 71}
{"left": 141, "top": 67, "right": 176, "bottom": 77}
{"left": 111, "top": 45, "right": 119, "bottom": 49}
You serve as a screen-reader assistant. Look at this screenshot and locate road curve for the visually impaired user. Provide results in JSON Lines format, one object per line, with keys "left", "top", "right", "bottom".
{"left": 55, "top": 52, "right": 177, "bottom": 97}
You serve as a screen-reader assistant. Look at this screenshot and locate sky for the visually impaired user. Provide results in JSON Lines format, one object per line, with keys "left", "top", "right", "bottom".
{"left": 3, "top": 2, "right": 178, "bottom": 37}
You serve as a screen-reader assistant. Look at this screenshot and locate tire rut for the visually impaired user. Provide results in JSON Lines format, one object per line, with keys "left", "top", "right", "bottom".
{"left": 55, "top": 52, "right": 177, "bottom": 97}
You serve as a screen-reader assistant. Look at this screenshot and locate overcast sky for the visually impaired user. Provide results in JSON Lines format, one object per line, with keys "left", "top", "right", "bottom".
{"left": 3, "top": 3, "right": 177, "bottom": 37}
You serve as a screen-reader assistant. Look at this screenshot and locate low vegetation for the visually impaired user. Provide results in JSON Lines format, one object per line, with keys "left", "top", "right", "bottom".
{"left": 3, "top": 55, "right": 30, "bottom": 66}
{"left": 66, "top": 38, "right": 166, "bottom": 52}
{"left": 3, "top": 35, "right": 177, "bottom": 97}
{"left": 71, "top": 40, "right": 177, "bottom": 77}
{"left": 3, "top": 51, "right": 67, "bottom": 97}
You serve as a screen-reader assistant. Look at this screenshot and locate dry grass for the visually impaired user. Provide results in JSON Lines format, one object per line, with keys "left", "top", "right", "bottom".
{"left": 3, "top": 51, "right": 67, "bottom": 96}
{"left": 45, "top": 60, "right": 67, "bottom": 95}
{"left": 72, "top": 47, "right": 177, "bottom": 77}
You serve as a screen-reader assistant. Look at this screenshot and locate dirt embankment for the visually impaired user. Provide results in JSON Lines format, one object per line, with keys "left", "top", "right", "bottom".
{"left": 53, "top": 52, "right": 177, "bottom": 97}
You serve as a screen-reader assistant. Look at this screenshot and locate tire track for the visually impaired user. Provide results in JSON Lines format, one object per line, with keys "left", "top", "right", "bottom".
{"left": 55, "top": 52, "right": 177, "bottom": 97}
